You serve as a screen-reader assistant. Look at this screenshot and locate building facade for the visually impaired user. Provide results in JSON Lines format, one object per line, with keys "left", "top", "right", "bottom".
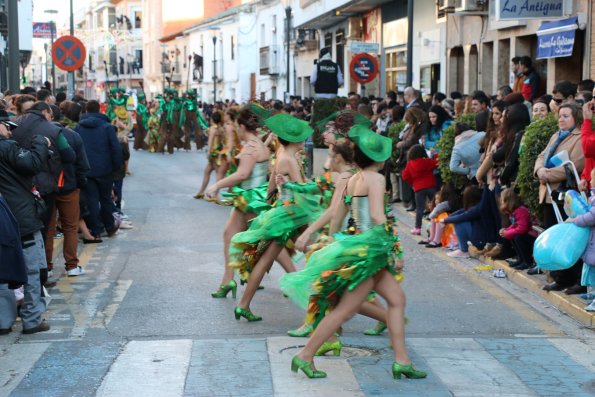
{"left": 444, "top": 0, "right": 591, "bottom": 96}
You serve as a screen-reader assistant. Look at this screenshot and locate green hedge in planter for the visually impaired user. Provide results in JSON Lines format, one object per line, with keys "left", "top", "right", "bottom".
{"left": 516, "top": 113, "right": 559, "bottom": 222}
{"left": 436, "top": 113, "right": 476, "bottom": 189}
{"left": 388, "top": 120, "right": 407, "bottom": 166}
{"left": 311, "top": 97, "right": 349, "bottom": 148}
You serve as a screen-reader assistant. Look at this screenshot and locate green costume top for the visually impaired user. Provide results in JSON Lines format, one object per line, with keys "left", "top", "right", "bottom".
{"left": 221, "top": 161, "right": 271, "bottom": 215}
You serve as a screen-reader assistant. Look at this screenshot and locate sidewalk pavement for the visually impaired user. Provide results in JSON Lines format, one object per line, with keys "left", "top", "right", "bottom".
{"left": 394, "top": 205, "right": 595, "bottom": 328}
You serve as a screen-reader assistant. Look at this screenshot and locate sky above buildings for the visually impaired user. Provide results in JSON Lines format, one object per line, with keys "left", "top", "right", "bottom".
{"left": 32, "top": 0, "right": 83, "bottom": 26}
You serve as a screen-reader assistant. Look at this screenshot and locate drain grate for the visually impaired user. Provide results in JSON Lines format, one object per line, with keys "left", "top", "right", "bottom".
{"left": 280, "top": 344, "right": 382, "bottom": 358}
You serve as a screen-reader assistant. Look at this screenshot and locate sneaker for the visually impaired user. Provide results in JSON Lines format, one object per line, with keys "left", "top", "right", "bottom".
{"left": 585, "top": 300, "right": 595, "bottom": 312}
{"left": 54, "top": 232, "right": 64, "bottom": 239}
{"left": 493, "top": 269, "right": 507, "bottom": 278}
{"left": 66, "top": 266, "right": 85, "bottom": 277}
{"left": 47, "top": 270, "right": 53, "bottom": 278}
{"left": 410, "top": 228, "right": 421, "bottom": 235}
{"left": 118, "top": 213, "right": 129, "bottom": 221}
{"left": 447, "top": 249, "right": 469, "bottom": 258}
{"left": 119, "top": 221, "right": 134, "bottom": 230}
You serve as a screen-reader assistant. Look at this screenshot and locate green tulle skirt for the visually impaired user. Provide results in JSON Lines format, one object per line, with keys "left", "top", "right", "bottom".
{"left": 229, "top": 182, "right": 324, "bottom": 283}
{"left": 221, "top": 184, "right": 271, "bottom": 215}
{"left": 279, "top": 222, "right": 403, "bottom": 328}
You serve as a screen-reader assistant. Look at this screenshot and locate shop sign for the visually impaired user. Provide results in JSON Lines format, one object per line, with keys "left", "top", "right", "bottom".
{"left": 32, "top": 22, "right": 52, "bottom": 39}
{"left": 536, "top": 16, "right": 577, "bottom": 59}
{"left": 350, "top": 41, "right": 379, "bottom": 54}
{"left": 496, "top": 0, "right": 567, "bottom": 20}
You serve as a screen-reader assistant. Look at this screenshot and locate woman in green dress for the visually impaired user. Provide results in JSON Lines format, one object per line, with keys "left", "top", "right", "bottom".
{"left": 204, "top": 108, "right": 272, "bottom": 298}
{"left": 229, "top": 114, "right": 323, "bottom": 321}
{"left": 286, "top": 126, "right": 426, "bottom": 381}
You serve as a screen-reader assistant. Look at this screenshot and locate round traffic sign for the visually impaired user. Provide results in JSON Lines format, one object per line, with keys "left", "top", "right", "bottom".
{"left": 349, "top": 53, "right": 379, "bottom": 84}
{"left": 52, "top": 35, "right": 86, "bottom": 72}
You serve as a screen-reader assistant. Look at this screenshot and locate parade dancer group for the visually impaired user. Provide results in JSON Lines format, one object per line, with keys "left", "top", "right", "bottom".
{"left": 105, "top": 86, "right": 208, "bottom": 154}
{"left": 199, "top": 105, "right": 426, "bottom": 381}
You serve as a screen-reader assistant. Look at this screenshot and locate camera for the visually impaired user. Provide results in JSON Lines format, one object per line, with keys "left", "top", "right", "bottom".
{"left": 0, "top": 120, "right": 18, "bottom": 130}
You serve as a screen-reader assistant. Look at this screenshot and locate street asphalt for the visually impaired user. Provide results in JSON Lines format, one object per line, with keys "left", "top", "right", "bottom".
{"left": 0, "top": 145, "right": 594, "bottom": 397}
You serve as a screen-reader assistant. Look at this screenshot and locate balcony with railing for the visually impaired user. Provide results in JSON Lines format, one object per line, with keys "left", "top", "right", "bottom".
{"left": 259, "top": 45, "right": 281, "bottom": 76}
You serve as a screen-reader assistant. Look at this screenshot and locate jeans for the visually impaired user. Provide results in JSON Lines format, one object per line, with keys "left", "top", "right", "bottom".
{"left": 414, "top": 187, "right": 436, "bottom": 229}
{"left": 21, "top": 231, "right": 47, "bottom": 330}
{"left": 113, "top": 179, "right": 124, "bottom": 213}
{"left": 83, "top": 176, "right": 115, "bottom": 237}
{"left": 45, "top": 189, "right": 80, "bottom": 270}
{"left": 453, "top": 222, "right": 473, "bottom": 252}
{"left": 0, "top": 284, "right": 17, "bottom": 330}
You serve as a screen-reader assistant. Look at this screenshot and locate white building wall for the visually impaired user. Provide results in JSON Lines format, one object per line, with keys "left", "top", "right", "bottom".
{"left": 255, "top": 2, "right": 287, "bottom": 101}
{"left": 412, "top": 0, "right": 446, "bottom": 94}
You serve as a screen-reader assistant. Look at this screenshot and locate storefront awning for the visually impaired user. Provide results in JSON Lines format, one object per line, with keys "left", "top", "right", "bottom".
{"left": 536, "top": 16, "right": 578, "bottom": 59}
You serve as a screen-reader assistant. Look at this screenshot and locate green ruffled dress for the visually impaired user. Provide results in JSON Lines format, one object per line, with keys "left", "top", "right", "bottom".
{"left": 229, "top": 181, "right": 324, "bottom": 283}
{"left": 221, "top": 161, "right": 271, "bottom": 215}
{"left": 280, "top": 195, "right": 403, "bottom": 328}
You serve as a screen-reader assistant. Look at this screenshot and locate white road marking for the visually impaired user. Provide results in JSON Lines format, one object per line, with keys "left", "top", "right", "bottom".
{"left": 408, "top": 338, "right": 538, "bottom": 397}
{"left": 0, "top": 343, "right": 50, "bottom": 397}
{"left": 95, "top": 339, "right": 192, "bottom": 397}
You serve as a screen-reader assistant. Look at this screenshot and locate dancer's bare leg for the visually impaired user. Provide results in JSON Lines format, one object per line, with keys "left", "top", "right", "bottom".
{"left": 374, "top": 270, "right": 411, "bottom": 364}
{"left": 276, "top": 249, "right": 296, "bottom": 273}
{"left": 296, "top": 278, "right": 374, "bottom": 368}
{"left": 237, "top": 242, "right": 284, "bottom": 310}
{"left": 219, "top": 210, "right": 251, "bottom": 285}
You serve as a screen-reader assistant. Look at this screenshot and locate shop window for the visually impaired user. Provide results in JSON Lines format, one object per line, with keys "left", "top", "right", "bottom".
{"left": 385, "top": 47, "right": 407, "bottom": 93}
{"left": 134, "top": 11, "right": 142, "bottom": 29}
{"left": 324, "top": 33, "right": 332, "bottom": 50}
{"left": 335, "top": 29, "right": 344, "bottom": 75}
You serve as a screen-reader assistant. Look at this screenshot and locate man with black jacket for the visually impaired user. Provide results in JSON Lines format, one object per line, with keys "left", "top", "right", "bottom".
{"left": 311, "top": 48, "right": 344, "bottom": 99}
{"left": 0, "top": 122, "right": 52, "bottom": 334}
{"left": 11, "top": 101, "right": 76, "bottom": 285}
{"left": 76, "top": 100, "right": 123, "bottom": 238}
{"left": 45, "top": 105, "right": 91, "bottom": 278}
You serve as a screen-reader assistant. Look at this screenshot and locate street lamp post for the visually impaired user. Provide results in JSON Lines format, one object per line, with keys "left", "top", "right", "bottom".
{"left": 285, "top": 6, "right": 291, "bottom": 101}
{"left": 212, "top": 35, "right": 217, "bottom": 104}
{"left": 68, "top": 0, "right": 75, "bottom": 98}
{"left": 45, "top": 9, "right": 58, "bottom": 95}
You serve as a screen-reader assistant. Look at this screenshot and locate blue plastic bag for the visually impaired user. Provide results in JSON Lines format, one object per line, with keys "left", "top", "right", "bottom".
{"left": 534, "top": 223, "right": 589, "bottom": 271}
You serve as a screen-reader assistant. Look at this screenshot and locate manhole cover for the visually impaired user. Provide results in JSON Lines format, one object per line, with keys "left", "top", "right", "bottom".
{"left": 280, "top": 344, "right": 381, "bottom": 358}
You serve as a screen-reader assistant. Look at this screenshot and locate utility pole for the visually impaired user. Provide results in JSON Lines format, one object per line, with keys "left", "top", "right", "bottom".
{"left": 7, "top": 0, "right": 20, "bottom": 93}
{"left": 68, "top": 0, "right": 75, "bottom": 98}
{"left": 212, "top": 35, "right": 217, "bottom": 103}
{"left": 285, "top": 6, "right": 291, "bottom": 102}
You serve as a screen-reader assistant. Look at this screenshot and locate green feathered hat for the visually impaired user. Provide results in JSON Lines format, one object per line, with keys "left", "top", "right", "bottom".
{"left": 137, "top": 92, "right": 145, "bottom": 99}
{"left": 348, "top": 125, "right": 392, "bottom": 162}
{"left": 109, "top": 87, "right": 118, "bottom": 95}
{"left": 244, "top": 103, "right": 271, "bottom": 125}
{"left": 265, "top": 113, "right": 313, "bottom": 143}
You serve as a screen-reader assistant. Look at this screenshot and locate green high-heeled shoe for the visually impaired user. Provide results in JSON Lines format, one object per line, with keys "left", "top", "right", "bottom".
{"left": 211, "top": 280, "right": 237, "bottom": 299}
{"left": 287, "top": 324, "right": 313, "bottom": 337}
{"left": 234, "top": 307, "right": 262, "bottom": 321}
{"left": 291, "top": 356, "right": 327, "bottom": 378}
{"left": 392, "top": 361, "right": 427, "bottom": 379}
{"left": 315, "top": 340, "right": 342, "bottom": 356}
{"left": 364, "top": 321, "right": 387, "bottom": 336}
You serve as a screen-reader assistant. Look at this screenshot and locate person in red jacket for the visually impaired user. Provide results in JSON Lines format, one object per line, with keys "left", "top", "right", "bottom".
{"left": 580, "top": 100, "right": 595, "bottom": 191}
{"left": 498, "top": 188, "right": 538, "bottom": 273}
{"left": 402, "top": 144, "right": 438, "bottom": 234}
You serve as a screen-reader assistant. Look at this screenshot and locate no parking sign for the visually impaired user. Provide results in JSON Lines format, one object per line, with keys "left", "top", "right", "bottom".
{"left": 349, "top": 53, "right": 379, "bottom": 84}
{"left": 52, "top": 35, "right": 86, "bottom": 72}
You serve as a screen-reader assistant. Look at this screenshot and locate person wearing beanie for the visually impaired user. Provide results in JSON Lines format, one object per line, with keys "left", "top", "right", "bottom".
{"left": 311, "top": 47, "right": 344, "bottom": 99}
